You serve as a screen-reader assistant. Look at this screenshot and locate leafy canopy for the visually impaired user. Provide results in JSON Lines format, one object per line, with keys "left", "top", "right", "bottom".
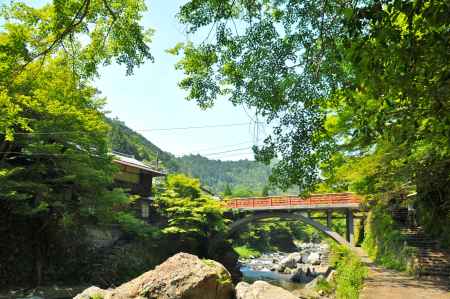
{"left": 154, "top": 174, "right": 227, "bottom": 239}
{"left": 0, "top": 0, "right": 154, "bottom": 284}
{"left": 0, "top": 0, "right": 153, "bottom": 220}
{"left": 172, "top": 0, "right": 450, "bottom": 197}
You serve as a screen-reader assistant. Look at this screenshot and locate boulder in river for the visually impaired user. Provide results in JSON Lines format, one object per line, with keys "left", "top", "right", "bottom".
{"left": 307, "top": 252, "right": 321, "bottom": 265}
{"left": 74, "top": 287, "right": 108, "bottom": 299}
{"left": 305, "top": 274, "right": 325, "bottom": 289}
{"left": 312, "top": 265, "right": 331, "bottom": 276}
{"left": 236, "top": 281, "right": 298, "bottom": 299}
{"left": 291, "top": 265, "right": 314, "bottom": 283}
{"left": 74, "top": 252, "right": 234, "bottom": 299}
{"left": 279, "top": 255, "right": 297, "bottom": 269}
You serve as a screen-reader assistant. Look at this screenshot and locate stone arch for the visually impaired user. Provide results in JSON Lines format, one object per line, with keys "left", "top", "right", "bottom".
{"left": 228, "top": 212, "right": 351, "bottom": 246}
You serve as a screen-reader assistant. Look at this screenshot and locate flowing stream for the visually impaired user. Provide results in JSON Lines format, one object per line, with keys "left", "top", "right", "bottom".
{"left": 238, "top": 243, "right": 330, "bottom": 293}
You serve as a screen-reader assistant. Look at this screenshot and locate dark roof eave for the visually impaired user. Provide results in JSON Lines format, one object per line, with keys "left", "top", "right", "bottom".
{"left": 113, "top": 159, "right": 166, "bottom": 177}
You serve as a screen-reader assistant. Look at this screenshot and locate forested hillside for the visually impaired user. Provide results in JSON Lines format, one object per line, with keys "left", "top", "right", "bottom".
{"left": 108, "top": 118, "right": 273, "bottom": 194}
{"left": 108, "top": 118, "right": 178, "bottom": 170}
{"left": 176, "top": 154, "right": 272, "bottom": 195}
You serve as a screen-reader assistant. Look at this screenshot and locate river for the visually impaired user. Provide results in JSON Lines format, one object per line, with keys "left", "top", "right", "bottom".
{"left": 238, "top": 243, "right": 330, "bottom": 293}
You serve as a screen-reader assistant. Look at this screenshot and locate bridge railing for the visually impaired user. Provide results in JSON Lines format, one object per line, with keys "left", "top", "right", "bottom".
{"left": 225, "top": 193, "right": 361, "bottom": 210}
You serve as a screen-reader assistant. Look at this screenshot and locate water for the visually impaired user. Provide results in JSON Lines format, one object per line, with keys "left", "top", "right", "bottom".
{"left": 240, "top": 265, "right": 306, "bottom": 292}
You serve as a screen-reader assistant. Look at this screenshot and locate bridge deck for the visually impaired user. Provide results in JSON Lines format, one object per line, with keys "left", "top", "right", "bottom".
{"left": 226, "top": 193, "right": 361, "bottom": 211}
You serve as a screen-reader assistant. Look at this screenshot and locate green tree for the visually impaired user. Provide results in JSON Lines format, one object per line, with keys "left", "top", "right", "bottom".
{"left": 223, "top": 183, "right": 233, "bottom": 197}
{"left": 0, "top": 0, "right": 153, "bottom": 285}
{"left": 173, "top": 0, "right": 450, "bottom": 242}
{"left": 261, "top": 185, "right": 270, "bottom": 197}
{"left": 232, "top": 185, "right": 256, "bottom": 198}
{"left": 154, "top": 174, "right": 227, "bottom": 255}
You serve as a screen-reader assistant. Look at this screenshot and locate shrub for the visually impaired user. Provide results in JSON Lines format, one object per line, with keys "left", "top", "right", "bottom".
{"left": 330, "top": 244, "right": 368, "bottom": 299}
{"left": 362, "top": 202, "right": 417, "bottom": 272}
{"left": 314, "top": 277, "right": 333, "bottom": 295}
{"left": 233, "top": 245, "right": 261, "bottom": 258}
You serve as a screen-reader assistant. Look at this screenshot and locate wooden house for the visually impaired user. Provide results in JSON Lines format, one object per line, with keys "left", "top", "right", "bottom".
{"left": 112, "top": 152, "right": 165, "bottom": 220}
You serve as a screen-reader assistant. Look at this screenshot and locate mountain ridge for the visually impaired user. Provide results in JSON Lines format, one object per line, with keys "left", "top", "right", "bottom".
{"left": 107, "top": 118, "right": 272, "bottom": 194}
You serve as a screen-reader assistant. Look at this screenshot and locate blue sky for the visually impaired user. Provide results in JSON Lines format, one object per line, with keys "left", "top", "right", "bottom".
{"left": 94, "top": 0, "right": 267, "bottom": 160}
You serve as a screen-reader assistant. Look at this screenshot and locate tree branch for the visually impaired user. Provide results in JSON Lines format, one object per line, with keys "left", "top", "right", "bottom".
{"left": 102, "top": 0, "right": 117, "bottom": 21}
{"left": 17, "top": 0, "right": 91, "bottom": 73}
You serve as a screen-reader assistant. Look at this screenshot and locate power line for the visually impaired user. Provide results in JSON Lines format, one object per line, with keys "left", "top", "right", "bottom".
{"left": 8, "top": 122, "right": 257, "bottom": 135}
{"left": 181, "top": 140, "right": 253, "bottom": 154}
{"left": 0, "top": 151, "right": 108, "bottom": 160}
{"left": 197, "top": 147, "right": 253, "bottom": 156}
{"left": 203, "top": 151, "right": 255, "bottom": 159}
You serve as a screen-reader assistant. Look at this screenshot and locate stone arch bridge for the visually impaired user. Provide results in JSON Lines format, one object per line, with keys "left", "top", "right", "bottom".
{"left": 225, "top": 193, "right": 364, "bottom": 246}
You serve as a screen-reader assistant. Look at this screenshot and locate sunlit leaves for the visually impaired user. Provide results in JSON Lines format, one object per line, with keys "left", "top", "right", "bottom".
{"left": 1, "top": 0, "right": 153, "bottom": 77}
{"left": 154, "top": 174, "right": 227, "bottom": 240}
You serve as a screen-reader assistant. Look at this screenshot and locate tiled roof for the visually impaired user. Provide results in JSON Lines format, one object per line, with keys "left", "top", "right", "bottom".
{"left": 113, "top": 153, "right": 166, "bottom": 176}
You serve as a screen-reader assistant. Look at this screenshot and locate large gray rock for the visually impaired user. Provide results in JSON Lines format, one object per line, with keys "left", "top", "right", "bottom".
{"left": 291, "top": 266, "right": 314, "bottom": 283}
{"left": 306, "top": 252, "right": 321, "bottom": 265}
{"left": 311, "top": 265, "right": 331, "bottom": 276}
{"left": 74, "top": 252, "right": 234, "bottom": 299}
{"left": 279, "top": 252, "right": 302, "bottom": 270}
{"left": 305, "top": 274, "right": 325, "bottom": 289}
{"left": 236, "top": 281, "right": 298, "bottom": 299}
{"left": 74, "top": 286, "right": 108, "bottom": 299}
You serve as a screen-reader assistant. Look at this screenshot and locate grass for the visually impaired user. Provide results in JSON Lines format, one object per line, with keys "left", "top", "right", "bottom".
{"left": 330, "top": 244, "right": 368, "bottom": 299}
{"left": 233, "top": 245, "right": 262, "bottom": 259}
{"left": 314, "top": 277, "right": 333, "bottom": 295}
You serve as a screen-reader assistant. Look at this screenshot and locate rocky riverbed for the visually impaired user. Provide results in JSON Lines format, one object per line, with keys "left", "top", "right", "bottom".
{"left": 9, "top": 243, "right": 334, "bottom": 299}
{"left": 239, "top": 243, "right": 332, "bottom": 292}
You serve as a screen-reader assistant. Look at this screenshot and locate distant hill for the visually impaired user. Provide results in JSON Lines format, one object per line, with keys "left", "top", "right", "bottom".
{"left": 107, "top": 118, "right": 273, "bottom": 194}
{"left": 175, "top": 154, "right": 272, "bottom": 194}
{"left": 107, "top": 118, "right": 179, "bottom": 170}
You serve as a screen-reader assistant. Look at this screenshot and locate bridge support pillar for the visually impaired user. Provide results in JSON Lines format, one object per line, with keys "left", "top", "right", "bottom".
{"left": 345, "top": 209, "right": 354, "bottom": 244}
{"left": 326, "top": 209, "right": 332, "bottom": 228}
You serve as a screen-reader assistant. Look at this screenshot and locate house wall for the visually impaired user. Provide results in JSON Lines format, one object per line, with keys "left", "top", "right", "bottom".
{"left": 114, "top": 167, "right": 155, "bottom": 221}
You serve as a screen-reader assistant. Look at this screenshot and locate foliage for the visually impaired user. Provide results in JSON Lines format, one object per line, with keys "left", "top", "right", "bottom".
{"left": 107, "top": 123, "right": 278, "bottom": 195}
{"left": 108, "top": 118, "right": 178, "bottom": 170}
{"left": 330, "top": 244, "right": 367, "bottom": 299}
{"left": 173, "top": 0, "right": 450, "bottom": 242}
{"left": 233, "top": 245, "right": 261, "bottom": 259}
{"left": 153, "top": 173, "right": 228, "bottom": 255}
{"left": 362, "top": 201, "right": 417, "bottom": 272}
{"left": 175, "top": 154, "right": 272, "bottom": 194}
{"left": 314, "top": 277, "right": 333, "bottom": 296}
{"left": 114, "top": 211, "right": 160, "bottom": 239}
{"left": 172, "top": 0, "right": 354, "bottom": 191}
{"left": 231, "top": 217, "right": 340, "bottom": 253}
{"left": 0, "top": 0, "right": 153, "bottom": 285}
{"left": 86, "top": 239, "right": 167, "bottom": 287}
{"left": 223, "top": 183, "right": 233, "bottom": 196}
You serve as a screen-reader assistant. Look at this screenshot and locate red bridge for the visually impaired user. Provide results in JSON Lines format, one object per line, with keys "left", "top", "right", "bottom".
{"left": 225, "top": 193, "right": 363, "bottom": 246}
{"left": 226, "top": 192, "right": 361, "bottom": 211}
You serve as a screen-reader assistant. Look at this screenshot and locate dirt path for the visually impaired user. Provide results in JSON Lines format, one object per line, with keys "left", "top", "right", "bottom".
{"left": 354, "top": 248, "right": 450, "bottom": 299}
